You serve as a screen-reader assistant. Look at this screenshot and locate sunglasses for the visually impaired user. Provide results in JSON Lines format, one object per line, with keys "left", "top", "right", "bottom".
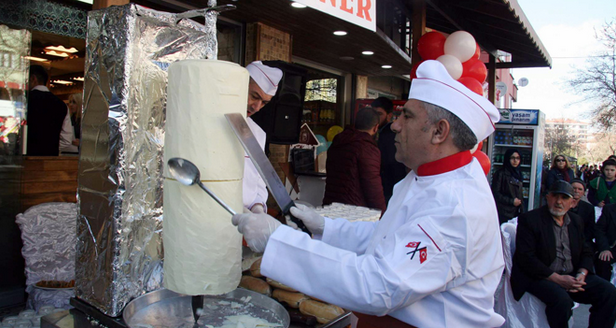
{"left": 556, "top": 159, "right": 565, "bottom": 163}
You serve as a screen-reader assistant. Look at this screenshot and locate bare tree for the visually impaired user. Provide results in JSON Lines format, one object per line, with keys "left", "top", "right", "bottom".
{"left": 568, "top": 19, "right": 616, "bottom": 132}
{"left": 544, "top": 123, "right": 575, "bottom": 161}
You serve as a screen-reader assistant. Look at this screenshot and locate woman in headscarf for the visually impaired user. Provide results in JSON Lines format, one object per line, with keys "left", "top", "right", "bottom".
{"left": 546, "top": 154, "right": 574, "bottom": 188}
{"left": 492, "top": 148, "right": 525, "bottom": 224}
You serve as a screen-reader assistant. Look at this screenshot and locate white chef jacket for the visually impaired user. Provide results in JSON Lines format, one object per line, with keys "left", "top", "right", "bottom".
{"left": 261, "top": 151, "right": 505, "bottom": 328}
{"left": 243, "top": 117, "right": 268, "bottom": 210}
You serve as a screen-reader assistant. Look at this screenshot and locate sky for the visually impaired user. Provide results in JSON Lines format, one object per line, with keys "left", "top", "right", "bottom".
{"left": 511, "top": 0, "right": 616, "bottom": 121}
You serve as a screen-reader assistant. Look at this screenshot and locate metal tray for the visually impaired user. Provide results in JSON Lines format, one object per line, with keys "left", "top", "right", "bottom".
{"left": 123, "top": 288, "right": 290, "bottom": 328}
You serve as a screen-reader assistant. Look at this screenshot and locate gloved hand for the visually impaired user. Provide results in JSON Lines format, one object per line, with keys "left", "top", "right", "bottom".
{"left": 232, "top": 210, "right": 281, "bottom": 253}
{"left": 287, "top": 204, "right": 325, "bottom": 235}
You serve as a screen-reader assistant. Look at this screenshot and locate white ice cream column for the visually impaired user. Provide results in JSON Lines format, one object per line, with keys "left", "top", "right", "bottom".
{"left": 163, "top": 60, "right": 248, "bottom": 295}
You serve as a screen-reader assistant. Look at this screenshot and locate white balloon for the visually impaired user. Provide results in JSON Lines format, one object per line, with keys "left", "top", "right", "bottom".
{"left": 444, "top": 31, "right": 476, "bottom": 62}
{"left": 436, "top": 54, "right": 463, "bottom": 80}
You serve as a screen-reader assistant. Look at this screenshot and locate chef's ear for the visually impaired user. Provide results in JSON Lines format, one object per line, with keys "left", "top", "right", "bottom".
{"left": 431, "top": 119, "right": 450, "bottom": 145}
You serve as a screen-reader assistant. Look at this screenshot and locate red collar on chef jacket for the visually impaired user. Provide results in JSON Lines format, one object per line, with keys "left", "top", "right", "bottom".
{"left": 416, "top": 151, "right": 472, "bottom": 177}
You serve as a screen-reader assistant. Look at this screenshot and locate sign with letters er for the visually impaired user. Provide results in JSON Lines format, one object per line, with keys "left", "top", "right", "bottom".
{"left": 294, "top": 0, "right": 376, "bottom": 32}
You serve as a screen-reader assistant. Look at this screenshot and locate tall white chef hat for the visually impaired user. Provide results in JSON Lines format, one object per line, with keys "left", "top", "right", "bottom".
{"left": 409, "top": 60, "right": 500, "bottom": 141}
{"left": 246, "top": 61, "right": 284, "bottom": 96}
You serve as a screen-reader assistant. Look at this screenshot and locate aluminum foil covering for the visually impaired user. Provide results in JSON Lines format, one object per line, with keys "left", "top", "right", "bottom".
{"left": 76, "top": 4, "right": 218, "bottom": 316}
{"left": 15, "top": 203, "right": 77, "bottom": 311}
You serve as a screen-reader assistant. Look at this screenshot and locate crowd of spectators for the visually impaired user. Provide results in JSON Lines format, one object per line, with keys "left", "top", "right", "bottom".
{"left": 493, "top": 154, "right": 616, "bottom": 327}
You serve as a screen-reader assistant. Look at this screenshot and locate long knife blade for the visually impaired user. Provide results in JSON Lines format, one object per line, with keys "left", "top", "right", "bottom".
{"left": 225, "top": 113, "right": 311, "bottom": 235}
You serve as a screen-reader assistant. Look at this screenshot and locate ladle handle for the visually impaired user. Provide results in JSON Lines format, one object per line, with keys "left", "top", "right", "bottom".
{"left": 197, "top": 182, "right": 237, "bottom": 215}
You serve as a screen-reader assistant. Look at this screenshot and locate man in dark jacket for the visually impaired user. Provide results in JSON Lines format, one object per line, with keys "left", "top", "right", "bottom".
{"left": 26, "top": 65, "right": 68, "bottom": 156}
{"left": 511, "top": 181, "right": 616, "bottom": 328}
{"left": 323, "top": 107, "right": 386, "bottom": 212}
{"left": 373, "top": 97, "right": 407, "bottom": 204}
{"left": 569, "top": 179, "right": 596, "bottom": 251}
{"left": 595, "top": 203, "right": 616, "bottom": 281}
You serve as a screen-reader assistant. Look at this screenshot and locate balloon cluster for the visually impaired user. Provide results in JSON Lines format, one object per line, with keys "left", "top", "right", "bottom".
{"left": 470, "top": 141, "right": 491, "bottom": 175}
{"left": 414, "top": 31, "right": 487, "bottom": 96}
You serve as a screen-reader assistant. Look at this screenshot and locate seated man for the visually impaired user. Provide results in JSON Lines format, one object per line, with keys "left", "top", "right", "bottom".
{"left": 511, "top": 180, "right": 616, "bottom": 328}
{"left": 569, "top": 178, "right": 596, "bottom": 251}
{"left": 595, "top": 203, "right": 616, "bottom": 281}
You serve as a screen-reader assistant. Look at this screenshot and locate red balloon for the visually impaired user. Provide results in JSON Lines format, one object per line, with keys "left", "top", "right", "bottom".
{"left": 417, "top": 32, "right": 446, "bottom": 60}
{"left": 458, "top": 77, "right": 484, "bottom": 96}
{"left": 472, "top": 140, "right": 484, "bottom": 154}
{"left": 476, "top": 140, "right": 484, "bottom": 152}
{"left": 472, "top": 43, "right": 481, "bottom": 60}
{"left": 410, "top": 60, "right": 423, "bottom": 79}
{"left": 461, "top": 58, "right": 487, "bottom": 82}
{"left": 473, "top": 151, "right": 491, "bottom": 175}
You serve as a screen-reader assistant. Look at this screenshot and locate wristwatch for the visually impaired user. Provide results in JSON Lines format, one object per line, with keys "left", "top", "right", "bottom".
{"left": 577, "top": 271, "right": 587, "bottom": 276}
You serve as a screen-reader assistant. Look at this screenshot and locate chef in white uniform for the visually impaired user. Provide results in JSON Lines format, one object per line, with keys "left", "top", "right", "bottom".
{"left": 243, "top": 61, "right": 283, "bottom": 213}
{"left": 232, "top": 60, "right": 505, "bottom": 327}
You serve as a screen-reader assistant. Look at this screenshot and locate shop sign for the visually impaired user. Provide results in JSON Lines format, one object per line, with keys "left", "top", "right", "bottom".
{"left": 498, "top": 109, "right": 539, "bottom": 125}
{"left": 294, "top": 0, "right": 376, "bottom": 32}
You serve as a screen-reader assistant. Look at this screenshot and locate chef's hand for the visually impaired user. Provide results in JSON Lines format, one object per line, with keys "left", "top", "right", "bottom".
{"left": 250, "top": 204, "right": 265, "bottom": 214}
{"left": 232, "top": 210, "right": 281, "bottom": 253}
{"left": 288, "top": 204, "right": 325, "bottom": 235}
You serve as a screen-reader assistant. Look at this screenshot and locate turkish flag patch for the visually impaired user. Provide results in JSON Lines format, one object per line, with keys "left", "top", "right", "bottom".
{"left": 419, "top": 248, "right": 427, "bottom": 263}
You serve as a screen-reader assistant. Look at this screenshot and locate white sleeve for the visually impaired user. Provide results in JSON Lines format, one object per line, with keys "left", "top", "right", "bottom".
{"left": 59, "top": 110, "right": 77, "bottom": 153}
{"left": 321, "top": 217, "right": 377, "bottom": 254}
{"left": 261, "top": 218, "right": 461, "bottom": 316}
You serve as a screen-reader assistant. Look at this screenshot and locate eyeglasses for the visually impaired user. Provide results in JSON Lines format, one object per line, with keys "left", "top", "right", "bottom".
{"left": 556, "top": 159, "right": 565, "bottom": 163}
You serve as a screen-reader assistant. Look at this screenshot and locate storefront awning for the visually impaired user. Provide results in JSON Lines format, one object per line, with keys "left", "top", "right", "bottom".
{"left": 424, "top": 0, "right": 552, "bottom": 68}
{"left": 148, "top": 0, "right": 551, "bottom": 77}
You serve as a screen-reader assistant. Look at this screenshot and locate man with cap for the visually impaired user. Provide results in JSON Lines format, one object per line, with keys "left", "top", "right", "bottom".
{"left": 243, "top": 61, "right": 283, "bottom": 213}
{"left": 231, "top": 60, "right": 504, "bottom": 327}
{"left": 511, "top": 180, "right": 616, "bottom": 328}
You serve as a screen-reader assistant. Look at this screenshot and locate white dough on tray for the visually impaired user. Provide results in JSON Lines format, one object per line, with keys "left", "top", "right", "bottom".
{"left": 163, "top": 60, "right": 248, "bottom": 295}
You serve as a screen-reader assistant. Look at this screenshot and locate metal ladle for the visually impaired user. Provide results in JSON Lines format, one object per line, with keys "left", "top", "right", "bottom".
{"left": 167, "top": 157, "right": 237, "bottom": 216}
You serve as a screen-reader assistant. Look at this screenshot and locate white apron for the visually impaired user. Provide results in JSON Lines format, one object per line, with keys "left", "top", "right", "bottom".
{"left": 243, "top": 117, "right": 268, "bottom": 210}
{"left": 261, "top": 153, "right": 505, "bottom": 328}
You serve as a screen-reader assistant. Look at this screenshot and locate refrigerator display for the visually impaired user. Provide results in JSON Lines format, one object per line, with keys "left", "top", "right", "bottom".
{"left": 488, "top": 109, "right": 545, "bottom": 211}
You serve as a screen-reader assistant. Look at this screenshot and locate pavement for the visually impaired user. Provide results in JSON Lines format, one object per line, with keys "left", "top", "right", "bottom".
{"left": 572, "top": 303, "right": 591, "bottom": 328}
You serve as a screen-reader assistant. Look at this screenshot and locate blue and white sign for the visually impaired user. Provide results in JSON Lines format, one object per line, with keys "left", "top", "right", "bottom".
{"left": 498, "top": 109, "right": 539, "bottom": 125}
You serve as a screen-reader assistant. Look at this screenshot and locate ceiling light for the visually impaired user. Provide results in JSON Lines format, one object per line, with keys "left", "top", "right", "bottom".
{"left": 24, "top": 56, "right": 48, "bottom": 62}
{"left": 72, "top": 77, "right": 85, "bottom": 82}
{"left": 44, "top": 45, "right": 78, "bottom": 53}
{"left": 44, "top": 50, "right": 69, "bottom": 57}
{"left": 52, "top": 80, "right": 73, "bottom": 85}
{"left": 291, "top": 2, "right": 307, "bottom": 8}
{"left": 362, "top": 51, "right": 374, "bottom": 55}
{"left": 381, "top": 65, "right": 392, "bottom": 69}
{"left": 333, "top": 31, "right": 347, "bottom": 36}
{"left": 339, "top": 56, "right": 354, "bottom": 61}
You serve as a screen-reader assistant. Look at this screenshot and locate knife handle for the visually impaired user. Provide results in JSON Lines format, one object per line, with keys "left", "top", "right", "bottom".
{"left": 287, "top": 211, "right": 312, "bottom": 235}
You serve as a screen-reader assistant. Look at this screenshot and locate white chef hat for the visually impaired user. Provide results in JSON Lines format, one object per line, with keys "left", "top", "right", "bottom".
{"left": 409, "top": 60, "right": 500, "bottom": 141}
{"left": 246, "top": 61, "right": 284, "bottom": 96}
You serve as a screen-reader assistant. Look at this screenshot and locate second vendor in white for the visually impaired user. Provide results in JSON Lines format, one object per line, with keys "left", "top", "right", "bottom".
{"left": 232, "top": 60, "right": 505, "bottom": 328}
{"left": 243, "top": 61, "right": 283, "bottom": 213}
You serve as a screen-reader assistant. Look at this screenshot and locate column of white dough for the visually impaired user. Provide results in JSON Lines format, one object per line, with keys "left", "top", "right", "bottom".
{"left": 163, "top": 60, "right": 248, "bottom": 295}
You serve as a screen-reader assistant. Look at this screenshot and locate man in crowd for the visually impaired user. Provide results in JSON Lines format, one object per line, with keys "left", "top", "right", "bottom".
{"left": 569, "top": 178, "right": 596, "bottom": 251}
{"left": 26, "top": 65, "right": 71, "bottom": 156}
{"left": 373, "top": 97, "right": 407, "bottom": 204}
{"left": 232, "top": 60, "right": 505, "bottom": 327}
{"left": 242, "top": 61, "right": 283, "bottom": 213}
{"left": 511, "top": 180, "right": 616, "bottom": 328}
{"left": 322, "top": 107, "right": 386, "bottom": 212}
{"left": 595, "top": 203, "right": 616, "bottom": 281}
